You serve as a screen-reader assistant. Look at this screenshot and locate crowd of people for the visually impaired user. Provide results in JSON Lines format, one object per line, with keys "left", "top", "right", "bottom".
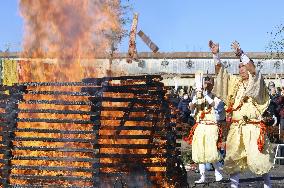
{"left": 167, "top": 40, "right": 284, "bottom": 188}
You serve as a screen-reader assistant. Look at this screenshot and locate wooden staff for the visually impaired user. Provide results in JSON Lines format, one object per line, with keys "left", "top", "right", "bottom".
{"left": 127, "top": 13, "right": 139, "bottom": 63}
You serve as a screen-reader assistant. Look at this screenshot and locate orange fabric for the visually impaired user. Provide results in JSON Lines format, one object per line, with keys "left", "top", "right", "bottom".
{"left": 226, "top": 102, "right": 243, "bottom": 113}
{"left": 200, "top": 108, "right": 212, "bottom": 120}
{"left": 217, "top": 125, "right": 223, "bottom": 150}
{"left": 184, "top": 123, "right": 198, "bottom": 144}
{"left": 200, "top": 111, "right": 205, "bottom": 119}
{"left": 226, "top": 103, "right": 243, "bottom": 125}
{"left": 257, "top": 122, "right": 266, "bottom": 152}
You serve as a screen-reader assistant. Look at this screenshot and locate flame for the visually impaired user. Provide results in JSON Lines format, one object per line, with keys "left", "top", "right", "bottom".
{"left": 10, "top": 78, "right": 169, "bottom": 186}
{"left": 12, "top": 83, "right": 93, "bottom": 186}
{"left": 97, "top": 80, "right": 167, "bottom": 185}
{"left": 2, "top": 1, "right": 174, "bottom": 187}
{"left": 18, "top": 0, "right": 124, "bottom": 82}
{"left": 19, "top": 0, "right": 122, "bottom": 61}
{"left": 9, "top": 1, "right": 123, "bottom": 186}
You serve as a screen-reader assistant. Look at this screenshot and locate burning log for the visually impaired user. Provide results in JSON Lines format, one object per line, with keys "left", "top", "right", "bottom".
{"left": 18, "top": 118, "right": 93, "bottom": 124}
{"left": 0, "top": 86, "right": 26, "bottom": 187}
{"left": 138, "top": 30, "right": 159, "bottom": 53}
{"left": 19, "top": 109, "right": 98, "bottom": 115}
{"left": 27, "top": 90, "right": 91, "bottom": 96}
{"left": 0, "top": 75, "right": 188, "bottom": 187}
{"left": 16, "top": 128, "right": 94, "bottom": 134}
{"left": 21, "top": 82, "right": 97, "bottom": 87}
{"left": 82, "top": 74, "right": 161, "bottom": 82}
{"left": 114, "top": 98, "right": 136, "bottom": 136}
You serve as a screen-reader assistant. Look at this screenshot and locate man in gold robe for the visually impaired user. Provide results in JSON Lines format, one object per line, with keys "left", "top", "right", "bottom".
{"left": 209, "top": 40, "right": 274, "bottom": 188}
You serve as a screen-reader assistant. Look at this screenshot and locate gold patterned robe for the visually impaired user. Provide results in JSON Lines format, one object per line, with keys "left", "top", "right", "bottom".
{"left": 214, "top": 67, "right": 274, "bottom": 175}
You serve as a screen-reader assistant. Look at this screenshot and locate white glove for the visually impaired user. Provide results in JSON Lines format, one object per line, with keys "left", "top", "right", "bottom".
{"left": 240, "top": 53, "right": 250, "bottom": 64}
{"left": 191, "top": 96, "right": 197, "bottom": 104}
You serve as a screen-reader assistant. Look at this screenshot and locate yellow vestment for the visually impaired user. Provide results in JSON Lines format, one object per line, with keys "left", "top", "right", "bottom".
{"left": 214, "top": 68, "right": 274, "bottom": 175}
{"left": 191, "top": 105, "right": 222, "bottom": 163}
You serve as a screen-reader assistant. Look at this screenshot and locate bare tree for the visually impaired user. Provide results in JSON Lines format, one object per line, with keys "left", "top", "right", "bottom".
{"left": 266, "top": 23, "right": 284, "bottom": 58}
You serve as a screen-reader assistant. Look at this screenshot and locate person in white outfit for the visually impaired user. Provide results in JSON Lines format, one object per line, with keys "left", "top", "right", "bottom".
{"left": 185, "top": 72, "right": 225, "bottom": 184}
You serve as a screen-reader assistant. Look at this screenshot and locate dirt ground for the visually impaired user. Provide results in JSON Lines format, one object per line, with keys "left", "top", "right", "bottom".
{"left": 186, "top": 165, "right": 284, "bottom": 188}
{"left": 181, "top": 140, "right": 284, "bottom": 187}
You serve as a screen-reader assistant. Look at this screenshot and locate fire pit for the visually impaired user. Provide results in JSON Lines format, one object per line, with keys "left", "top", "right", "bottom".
{"left": 0, "top": 75, "right": 188, "bottom": 187}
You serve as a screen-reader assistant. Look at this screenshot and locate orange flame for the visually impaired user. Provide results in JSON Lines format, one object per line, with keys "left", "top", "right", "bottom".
{"left": 1, "top": 1, "right": 174, "bottom": 187}
{"left": 7, "top": 1, "right": 125, "bottom": 187}
{"left": 19, "top": 0, "right": 122, "bottom": 62}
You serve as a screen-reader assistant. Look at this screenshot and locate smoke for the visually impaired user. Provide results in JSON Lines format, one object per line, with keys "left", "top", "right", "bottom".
{"left": 19, "top": 0, "right": 123, "bottom": 62}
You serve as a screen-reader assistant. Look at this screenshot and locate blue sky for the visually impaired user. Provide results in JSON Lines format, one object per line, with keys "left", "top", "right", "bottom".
{"left": 0, "top": 0, "right": 283, "bottom": 52}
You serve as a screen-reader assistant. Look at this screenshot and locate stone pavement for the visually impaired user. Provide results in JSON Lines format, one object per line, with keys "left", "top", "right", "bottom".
{"left": 186, "top": 165, "right": 284, "bottom": 188}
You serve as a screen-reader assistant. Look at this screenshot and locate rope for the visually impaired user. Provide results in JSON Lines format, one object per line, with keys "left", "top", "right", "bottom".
{"left": 226, "top": 102, "right": 243, "bottom": 114}
{"left": 200, "top": 108, "right": 212, "bottom": 120}
{"left": 257, "top": 121, "right": 267, "bottom": 152}
{"left": 217, "top": 125, "right": 223, "bottom": 150}
{"left": 183, "top": 123, "right": 198, "bottom": 144}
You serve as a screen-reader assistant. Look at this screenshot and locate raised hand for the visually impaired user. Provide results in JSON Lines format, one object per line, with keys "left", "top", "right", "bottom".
{"left": 231, "top": 40, "right": 243, "bottom": 57}
{"left": 209, "top": 40, "right": 219, "bottom": 54}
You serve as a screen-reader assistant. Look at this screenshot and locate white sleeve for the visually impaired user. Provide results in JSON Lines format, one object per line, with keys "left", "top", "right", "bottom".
{"left": 240, "top": 53, "right": 250, "bottom": 64}
{"left": 213, "top": 53, "right": 221, "bottom": 65}
{"left": 213, "top": 97, "right": 221, "bottom": 109}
